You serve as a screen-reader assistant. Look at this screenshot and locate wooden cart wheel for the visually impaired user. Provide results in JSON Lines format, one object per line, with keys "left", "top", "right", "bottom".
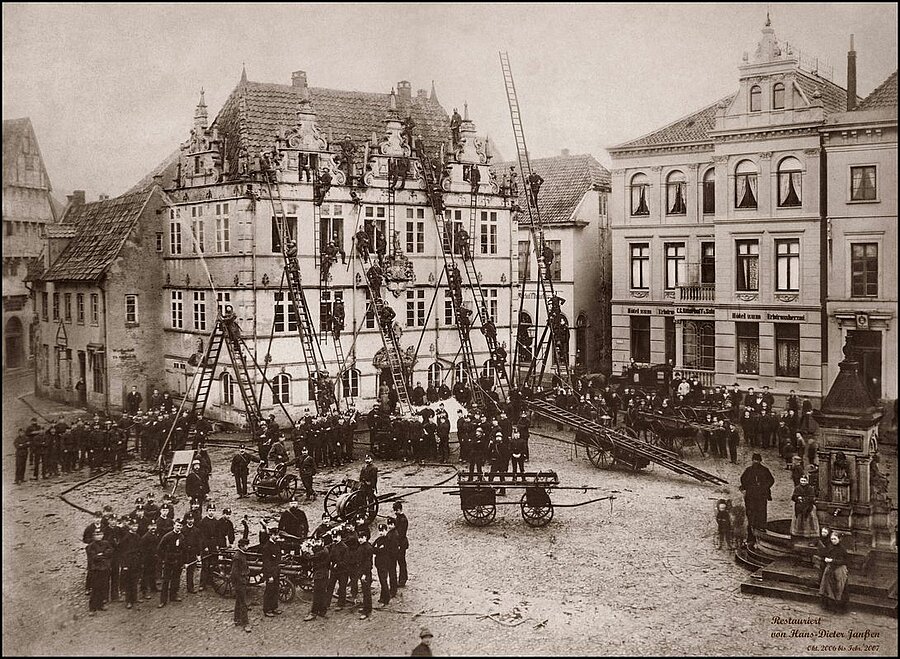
{"left": 278, "top": 575, "right": 296, "bottom": 603}
{"left": 462, "top": 502, "right": 497, "bottom": 526}
{"left": 520, "top": 490, "right": 554, "bottom": 527}
{"left": 210, "top": 560, "right": 233, "bottom": 598}
{"left": 295, "top": 565, "right": 314, "bottom": 592}
{"left": 323, "top": 482, "right": 351, "bottom": 520}
{"left": 278, "top": 475, "right": 298, "bottom": 502}
{"left": 586, "top": 444, "right": 614, "bottom": 469}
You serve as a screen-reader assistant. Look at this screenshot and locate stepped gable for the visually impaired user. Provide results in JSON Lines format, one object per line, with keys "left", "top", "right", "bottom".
{"left": 214, "top": 78, "right": 451, "bottom": 177}
{"left": 856, "top": 70, "right": 898, "bottom": 111}
{"left": 491, "top": 153, "right": 610, "bottom": 224}
{"left": 612, "top": 96, "right": 734, "bottom": 149}
{"left": 41, "top": 189, "right": 156, "bottom": 282}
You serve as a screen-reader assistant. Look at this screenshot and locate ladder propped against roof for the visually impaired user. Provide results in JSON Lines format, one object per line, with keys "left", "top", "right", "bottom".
{"left": 499, "top": 51, "right": 572, "bottom": 391}
{"left": 263, "top": 170, "right": 331, "bottom": 415}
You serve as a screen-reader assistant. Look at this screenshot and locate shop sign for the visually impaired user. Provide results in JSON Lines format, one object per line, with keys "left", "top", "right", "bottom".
{"left": 766, "top": 312, "right": 805, "bottom": 322}
{"left": 675, "top": 306, "right": 715, "bottom": 316}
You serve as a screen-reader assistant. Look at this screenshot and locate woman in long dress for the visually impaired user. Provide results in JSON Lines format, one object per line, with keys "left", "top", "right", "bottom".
{"left": 819, "top": 532, "right": 850, "bottom": 611}
{"left": 790, "top": 476, "right": 820, "bottom": 540}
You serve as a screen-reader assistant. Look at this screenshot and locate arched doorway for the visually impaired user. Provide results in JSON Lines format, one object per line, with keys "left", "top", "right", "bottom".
{"left": 5, "top": 316, "right": 24, "bottom": 370}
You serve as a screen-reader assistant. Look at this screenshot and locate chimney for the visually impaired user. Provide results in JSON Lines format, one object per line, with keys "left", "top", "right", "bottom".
{"left": 416, "top": 88, "right": 428, "bottom": 101}
{"left": 67, "top": 190, "right": 86, "bottom": 206}
{"left": 397, "top": 80, "right": 412, "bottom": 102}
{"left": 846, "top": 35, "right": 857, "bottom": 111}
{"left": 561, "top": 148, "right": 570, "bottom": 157}
{"left": 292, "top": 70, "right": 308, "bottom": 90}
{"left": 99, "top": 193, "right": 109, "bottom": 201}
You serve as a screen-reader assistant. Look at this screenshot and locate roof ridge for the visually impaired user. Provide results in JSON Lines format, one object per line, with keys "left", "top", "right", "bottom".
{"left": 856, "top": 70, "right": 898, "bottom": 110}
{"left": 612, "top": 95, "right": 733, "bottom": 150}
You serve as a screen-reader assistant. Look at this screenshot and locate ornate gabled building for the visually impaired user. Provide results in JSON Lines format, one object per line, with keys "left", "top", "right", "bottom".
{"left": 492, "top": 151, "right": 611, "bottom": 376}
{"left": 608, "top": 18, "right": 860, "bottom": 405}
{"left": 821, "top": 64, "right": 897, "bottom": 440}
{"left": 2, "top": 117, "right": 58, "bottom": 371}
{"left": 142, "top": 70, "right": 515, "bottom": 423}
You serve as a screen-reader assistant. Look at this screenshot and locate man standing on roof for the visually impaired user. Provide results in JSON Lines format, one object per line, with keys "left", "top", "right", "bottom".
{"left": 527, "top": 171, "right": 544, "bottom": 207}
{"left": 450, "top": 108, "right": 462, "bottom": 147}
{"left": 469, "top": 164, "right": 481, "bottom": 194}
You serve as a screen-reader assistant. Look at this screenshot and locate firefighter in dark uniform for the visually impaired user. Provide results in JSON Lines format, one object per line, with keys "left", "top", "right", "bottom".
{"left": 181, "top": 515, "right": 203, "bottom": 594}
{"left": 185, "top": 461, "right": 209, "bottom": 512}
{"left": 359, "top": 455, "right": 378, "bottom": 506}
{"left": 157, "top": 519, "right": 185, "bottom": 607}
{"left": 14, "top": 430, "right": 30, "bottom": 484}
{"left": 261, "top": 529, "right": 283, "bottom": 616}
{"left": 278, "top": 497, "right": 309, "bottom": 552}
{"left": 86, "top": 528, "right": 113, "bottom": 614}
{"left": 327, "top": 527, "right": 351, "bottom": 609}
{"left": 298, "top": 447, "right": 317, "bottom": 500}
{"left": 304, "top": 537, "right": 331, "bottom": 621}
{"left": 231, "top": 445, "right": 258, "bottom": 498}
{"left": 139, "top": 520, "right": 160, "bottom": 600}
{"left": 119, "top": 519, "right": 142, "bottom": 609}
{"left": 198, "top": 504, "right": 221, "bottom": 590}
{"left": 393, "top": 501, "right": 410, "bottom": 587}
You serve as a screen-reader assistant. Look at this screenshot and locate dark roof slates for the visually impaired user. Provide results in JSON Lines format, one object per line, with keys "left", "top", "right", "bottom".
{"left": 856, "top": 70, "right": 898, "bottom": 111}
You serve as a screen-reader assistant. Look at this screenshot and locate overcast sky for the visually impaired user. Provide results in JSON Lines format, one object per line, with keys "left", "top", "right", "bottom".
{"left": 3, "top": 3, "right": 897, "bottom": 201}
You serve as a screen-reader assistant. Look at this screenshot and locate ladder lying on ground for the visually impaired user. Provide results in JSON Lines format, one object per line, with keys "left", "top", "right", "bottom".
{"left": 526, "top": 397, "right": 728, "bottom": 485}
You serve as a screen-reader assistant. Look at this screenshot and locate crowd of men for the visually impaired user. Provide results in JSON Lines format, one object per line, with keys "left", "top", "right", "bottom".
{"left": 80, "top": 453, "right": 413, "bottom": 633}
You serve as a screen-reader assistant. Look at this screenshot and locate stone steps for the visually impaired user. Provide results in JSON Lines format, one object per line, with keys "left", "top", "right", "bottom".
{"left": 740, "top": 578, "right": 897, "bottom": 618}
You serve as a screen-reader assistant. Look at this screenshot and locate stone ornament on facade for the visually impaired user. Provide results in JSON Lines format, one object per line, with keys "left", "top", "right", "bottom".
{"left": 758, "top": 152, "right": 772, "bottom": 160}
{"left": 630, "top": 291, "right": 649, "bottom": 299}
{"left": 664, "top": 291, "right": 675, "bottom": 299}
{"left": 736, "top": 293, "right": 758, "bottom": 302}
{"left": 775, "top": 294, "right": 799, "bottom": 303}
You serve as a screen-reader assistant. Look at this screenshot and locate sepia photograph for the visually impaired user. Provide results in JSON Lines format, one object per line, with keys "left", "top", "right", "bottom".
{"left": 2, "top": 2, "right": 897, "bottom": 655}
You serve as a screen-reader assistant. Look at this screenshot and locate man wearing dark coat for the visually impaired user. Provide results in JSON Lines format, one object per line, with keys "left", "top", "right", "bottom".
{"left": 739, "top": 453, "right": 775, "bottom": 548}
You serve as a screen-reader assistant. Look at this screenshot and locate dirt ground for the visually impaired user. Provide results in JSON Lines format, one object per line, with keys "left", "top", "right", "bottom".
{"left": 2, "top": 372, "right": 897, "bottom": 656}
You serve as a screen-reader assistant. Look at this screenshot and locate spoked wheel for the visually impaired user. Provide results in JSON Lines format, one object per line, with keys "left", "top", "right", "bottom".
{"left": 586, "top": 444, "right": 614, "bottom": 469}
{"left": 323, "top": 482, "right": 352, "bottom": 520}
{"left": 278, "top": 475, "right": 298, "bottom": 502}
{"left": 278, "top": 575, "right": 296, "bottom": 603}
{"left": 295, "top": 565, "right": 314, "bottom": 593}
{"left": 462, "top": 502, "right": 497, "bottom": 526}
{"left": 520, "top": 489, "right": 554, "bottom": 527}
{"left": 211, "top": 568, "right": 233, "bottom": 598}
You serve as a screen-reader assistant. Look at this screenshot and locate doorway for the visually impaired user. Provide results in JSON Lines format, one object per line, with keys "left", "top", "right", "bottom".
{"left": 4, "top": 316, "right": 24, "bottom": 369}
{"left": 847, "top": 330, "right": 882, "bottom": 400}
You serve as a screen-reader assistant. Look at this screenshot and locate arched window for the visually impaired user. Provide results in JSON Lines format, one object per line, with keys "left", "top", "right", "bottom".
{"left": 702, "top": 168, "right": 716, "bottom": 214}
{"left": 453, "top": 362, "right": 469, "bottom": 384}
{"left": 777, "top": 156, "right": 802, "bottom": 207}
{"left": 427, "top": 362, "right": 443, "bottom": 389}
{"left": 666, "top": 170, "right": 687, "bottom": 215}
{"left": 272, "top": 373, "right": 291, "bottom": 405}
{"left": 734, "top": 160, "right": 758, "bottom": 209}
{"left": 516, "top": 311, "right": 533, "bottom": 363}
{"left": 481, "top": 360, "right": 496, "bottom": 385}
{"left": 221, "top": 372, "right": 234, "bottom": 406}
{"left": 749, "top": 85, "right": 762, "bottom": 112}
{"left": 772, "top": 82, "right": 785, "bottom": 110}
{"left": 630, "top": 173, "right": 650, "bottom": 216}
{"left": 340, "top": 368, "right": 360, "bottom": 398}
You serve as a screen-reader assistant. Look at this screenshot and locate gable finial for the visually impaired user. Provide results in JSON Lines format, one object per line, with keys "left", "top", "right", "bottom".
{"left": 240, "top": 63, "right": 248, "bottom": 84}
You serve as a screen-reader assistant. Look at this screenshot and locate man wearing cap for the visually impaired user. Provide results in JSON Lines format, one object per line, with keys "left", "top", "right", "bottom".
{"left": 355, "top": 530, "right": 376, "bottom": 619}
{"left": 157, "top": 519, "right": 186, "bottom": 606}
{"left": 198, "top": 504, "right": 221, "bottom": 590}
{"left": 14, "top": 429, "right": 30, "bottom": 485}
{"left": 278, "top": 498, "right": 309, "bottom": 551}
{"left": 139, "top": 520, "right": 160, "bottom": 600}
{"left": 739, "top": 453, "right": 775, "bottom": 548}
{"left": 218, "top": 508, "right": 236, "bottom": 547}
{"left": 327, "top": 527, "right": 351, "bottom": 609}
{"left": 232, "top": 538, "right": 252, "bottom": 632}
{"left": 181, "top": 515, "right": 203, "bottom": 594}
{"left": 231, "top": 446, "right": 259, "bottom": 499}
{"left": 86, "top": 528, "right": 113, "bottom": 614}
{"left": 411, "top": 627, "right": 434, "bottom": 656}
{"left": 119, "top": 520, "right": 142, "bottom": 609}
{"left": 304, "top": 537, "right": 331, "bottom": 621}
{"left": 359, "top": 455, "right": 378, "bottom": 506}
{"left": 393, "top": 501, "right": 410, "bottom": 587}
{"left": 372, "top": 523, "right": 393, "bottom": 607}
{"left": 298, "top": 447, "right": 317, "bottom": 500}
{"left": 185, "top": 461, "right": 210, "bottom": 512}
{"left": 261, "top": 529, "right": 283, "bottom": 616}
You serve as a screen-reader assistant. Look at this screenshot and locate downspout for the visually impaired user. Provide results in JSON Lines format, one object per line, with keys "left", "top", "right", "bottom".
{"left": 819, "top": 136, "right": 828, "bottom": 402}
{"left": 100, "top": 276, "right": 111, "bottom": 414}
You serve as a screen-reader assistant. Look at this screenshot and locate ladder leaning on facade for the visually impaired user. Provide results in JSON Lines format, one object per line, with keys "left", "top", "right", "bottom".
{"left": 355, "top": 248, "right": 413, "bottom": 415}
{"left": 417, "top": 153, "right": 489, "bottom": 408}
{"left": 499, "top": 51, "right": 572, "bottom": 391}
{"left": 262, "top": 169, "right": 332, "bottom": 415}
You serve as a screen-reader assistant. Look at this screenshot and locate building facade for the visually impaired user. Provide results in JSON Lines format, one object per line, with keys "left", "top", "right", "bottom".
{"left": 493, "top": 151, "right": 611, "bottom": 378}
{"left": 609, "top": 20, "right": 859, "bottom": 404}
{"left": 2, "top": 118, "right": 58, "bottom": 371}
{"left": 144, "top": 70, "right": 516, "bottom": 424}
{"left": 33, "top": 188, "right": 169, "bottom": 411}
{"left": 821, "top": 69, "right": 897, "bottom": 432}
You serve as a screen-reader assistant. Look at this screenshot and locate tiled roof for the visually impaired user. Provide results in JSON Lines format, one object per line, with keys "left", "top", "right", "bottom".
{"left": 214, "top": 81, "right": 451, "bottom": 178}
{"left": 794, "top": 71, "right": 858, "bottom": 116}
{"left": 491, "top": 153, "right": 610, "bottom": 224}
{"left": 3, "top": 117, "right": 51, "bottom": 189}
{"left": 856, "top": 70, "right": 898, "bottom": 111}
{"left": 42, "top": 189, "right": 155, "bottom": 282}
{"left": 612, "top": 97, "right": 733, "bottom": 150}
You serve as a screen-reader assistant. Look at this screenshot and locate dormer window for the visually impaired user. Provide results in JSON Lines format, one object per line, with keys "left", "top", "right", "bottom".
{"left": 630, "top": 173, "right": 650, "bottom": 216}
{"left": 777, "top": 157, "right": 802, "bottom": 207}
{"left": 735, "top": 160, "right": 758, "bottom": 209}
{"left": 772, "top": 82, "right": 785, "bottom": 110}
{"left": 749, "top": 85, "right": 762, "bottom": 113}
